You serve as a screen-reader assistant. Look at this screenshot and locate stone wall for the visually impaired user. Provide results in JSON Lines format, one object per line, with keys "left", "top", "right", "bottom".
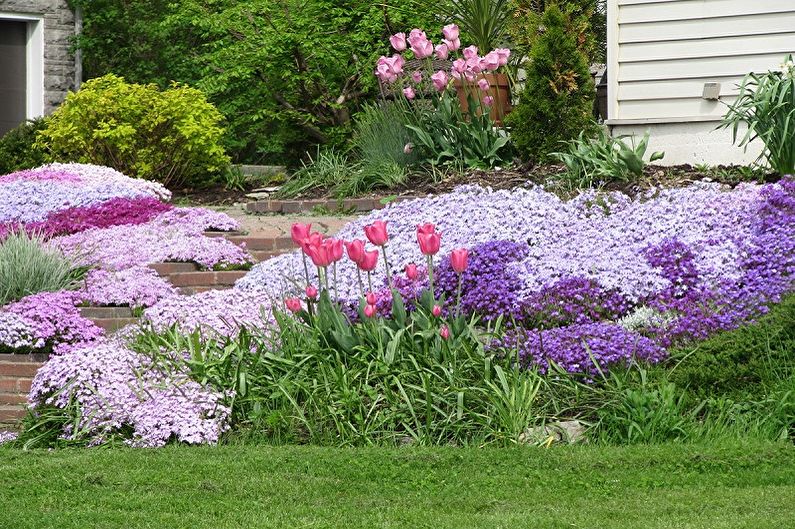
{"left": 0, "top": 0, "right": 76, "bottom": 113}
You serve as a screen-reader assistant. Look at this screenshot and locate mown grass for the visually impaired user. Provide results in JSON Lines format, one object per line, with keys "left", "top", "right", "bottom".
{"left": 2, "top": 441, "right": 794, "bottom": 528}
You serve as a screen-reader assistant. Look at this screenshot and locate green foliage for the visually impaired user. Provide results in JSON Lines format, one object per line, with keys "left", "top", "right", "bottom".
{"left": 277, "top": 148, "right": 357, "bottom": 198}
{"left": 407, "top": 92, "right": 511, "bottom": 168}
{"left": 36, "top": 74, "right": 230, "bottom": 188}
{"left": 721, "top": 55, "right": 795, "bottom": 175}
{"left": 506, "top": 3, "right": 595, "bottom": 162}
{"left": 353, "top": 101, "right": 418, "bottom": 170}
{"left": 0, "top": 118, "right": 48, "bottom": 174}
{"left": 133, "top": 289, "right": 549, "bottom": 446}
{"left": 0, "top": 230, "right": 86, "bottom": 306}
{"left": 552, "top": 128, "right": 665, "bottom": 188}
{"left": 442, "top": 0, "right": 511, "bottom": 52}
{"left": 668, "top": 295, "right": 795, "bottom": 399}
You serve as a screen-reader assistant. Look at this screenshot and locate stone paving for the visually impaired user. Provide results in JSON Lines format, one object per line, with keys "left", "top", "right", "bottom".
{"left": 209, "top": 204, "right": 361, "bottom": 238}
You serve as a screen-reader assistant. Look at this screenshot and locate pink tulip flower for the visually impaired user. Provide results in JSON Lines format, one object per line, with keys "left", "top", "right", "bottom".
{"left": 390, "top": 32, "right": 407, "bottom": 52}
{"left": 417, "top": 223, "right": 436, "bottom": 235}
{"left": 403, "top": 86, "right": 416, "bottom": 100}
{"left": 300, "top": 232, "right": 324, "bottom": 254}
{"left": 411, "top": 71, "right": 422, "bottom": 83}
{"left": 451, "top": 248, "right": 469, "bottom": 273}
{"left": 463, "top": 45, "right": 479, "bottom": 60}
{"left": 483, "top": 95, "right": 494, "bottom": 106}
{"left": 434, "top": 43, "right": 449, "bottom": 60}
{"left": 439, "top": 325, "right": 450, "bottom": 340}
{"left": 481, "top": 51, "right": 500, "bottom": 71}
{"left": 444, "top": 38, "right": 461, "bottom": 52}
{"left": 451, "top": 59, "right": 467, "bottom": 79}
{"left": 358, "top": 249, "right": 379, "bottom": 272}
{"left": 366, "top": 292, "right": 377, "bottom": 305}
{"left": 442, "top": 24, "right": 459, "bottom": 41}
{"left": 329, "top": 238, "right": 344, "bottom": 262}
{"left": 411, "top": 38, "right": 434, "bottom": 59}
{"left": 405, "top": 263, "right": 418, "bottom": 280}
{"left": 306, "top": 242, "right": 332, "bottom": 268}
{"left": 364, "top": 220, "right": 389, "bottom": 246}
{"left": 345, "top": 239, "right": 366, "bottom": 264}
{"left": 477, "top": 78, "right": 490, "bottom": 91}
{"left": 495, "top": 48, "right": 511, "bottom": 66}
{"left": 364, "top": 304, "right": 377, "bottom": 318}
{"left": 432, "top": 304, "right": 442, "bottom": 317}
{"left": 291, "top": 223, "right": 312, "bottom": 247}
{"left": 431, "top": 70, "right": 449, "bottom": 92}
{"left": 417, "top": 231, "right": 441, "bottom": 256}
{"left": 285, "top": 297, "right": 302, "bottom": 313}
{"left": 305, "top": 285, "right": 318, "bottom": 300}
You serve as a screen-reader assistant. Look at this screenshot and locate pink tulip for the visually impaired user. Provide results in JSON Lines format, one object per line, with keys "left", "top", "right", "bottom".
{"left": 300, "top": 232, "right": 324, "bottom": 254}
{"left": 305, "top": 285, "right": 318, "bottom": 300}
{"left": 417, "top": 223, "right": 436, "bottom": 235}
{"left": 442, "top": 24, "right": 459, "bottom": 41}
{"left": 408, "top": 28, "right": 427, "bottom": 43}
{"left": 417, "top": 231, "right": 441, "bottom": 256}
{"left": 444, "top": 38, "right": 461, "bottom": 52}
{"left": 306, "top": 242, "right": 332, "bottom": 267}
{"left": 477, "top": 78, "right": 490, "bottom": 91}
{"left": 364, "top": 220, "right": 389, "bottom": 246}
{"left": 481, "top": 51, "right": 500, "bottom": 71}
{"left": 364, "top": 304, "right": 377, "bottom": 318}
{"left": 329, "top": 238, "right": 344, "bottom": 262}
{"left": 405, "top": 263, "right": 418, "bottom": 280}
{"left": 366, "top": 292, "right": 377, "bottom": 305}
{"left": 359, "top": 249, "right": 379, "bottom": 272}
{"left": 495, "top": 48, "right": 511, "bottom": 66}
{"left": 291, "top": 223, "right": 312, "bottom": 247}
{"left": 411, "top": 71, "right": 422, "bottom": 83}
{"left": 432, "top": 304, "right": 442, "bottom": 317}
{"left": 451, "top": 59, "right": 467, "bottom": 79}
{"left": 411, "top": 38, "right": 434, "bottom": 59}
{"left": 483, "top": 95, "right": 494, "bottom": 106}
{"left": 346, "top": 239, "right": 366, "bottom": 264}
{"left": 285, "top": 297, "right": 302, "bottom": 313}
{"left": 434, "top": 43, "right": 449, "bottom": 60}
{"left": 403, "top": 143, "right": 413, "bottom": 154}
{"left": 390, "top": 32, "right": 407, "bottom": 52}
{"left": 403, "top": 86, "right": 416, "bottom": 100}
{"left": 431, "top": 70, "right": 449, "bottom": 92}
{"left": 465, "top": 57, "right": 482, "bottom": 74}
{"left": 450, "top": 248, "right": 468, "bottom": 273}
{"left": 439, "top": 325, "right": 450, "bottom": 340}
{"left": 463, "top": 45, "right": 479, "bottom": 60}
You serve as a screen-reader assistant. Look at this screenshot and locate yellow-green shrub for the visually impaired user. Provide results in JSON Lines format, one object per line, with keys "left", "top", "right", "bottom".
{"left": 37, "top": 74, "right": 230, "bottom": 188}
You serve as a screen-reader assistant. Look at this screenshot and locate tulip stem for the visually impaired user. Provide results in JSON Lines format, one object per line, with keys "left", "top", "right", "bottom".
{"left": 301, "top": 254, "right": 311, "bottom": 286}
{"left": 382, "top": 245, "right": 393, "bottom": 289}
{"left": 455, "top": 272, "right": 463, "bottom": 318}
{"left": 333, "top": 262, "right": 338, "bottom": 301}
{"left": 426, "top": 255, "right": 435, "bottom": 301}
{"left": 356, "top": 268, "right": 364, "bottom": 296}
{"left": 367, "top": 272, "right": 373, "bottom": 294}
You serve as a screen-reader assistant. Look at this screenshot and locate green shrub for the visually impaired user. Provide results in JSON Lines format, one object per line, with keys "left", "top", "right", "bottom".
{"left": 277, "top": 148, "right": 357, "bottom": 198}
{"left": 36, "top": 74, "right": 230, "bottom": 188}
{"left": 0, "top": 118, "right": 48, "bottom": 175}
{"left": 668, "top": 295, "right": 795, "bottom": 399}
{"left": 0, "top": 230, "right": 87, "bottom": 306}
{"left": 353, "top": 101, "right": 418, "bottom": 170}
{"left": 506, "top": 3, "right": 595, "bottom": 162}
{"left": 552, "top": 128, "right": 664, "bottom": 188}
{"left": 722, "top": 55, "right": 795, "bottom": 175}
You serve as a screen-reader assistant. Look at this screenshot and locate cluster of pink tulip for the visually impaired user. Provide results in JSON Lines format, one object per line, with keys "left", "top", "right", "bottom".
{"left": 283, "top": 220, "right": 470, "bottom": 337}
{"left": 375, "top": 24, "right": 510, "bottom": 107}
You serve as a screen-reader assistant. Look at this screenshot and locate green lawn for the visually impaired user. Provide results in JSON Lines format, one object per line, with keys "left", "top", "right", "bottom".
{"left": 2, "top": 441, "right": 793, "bottom": 528}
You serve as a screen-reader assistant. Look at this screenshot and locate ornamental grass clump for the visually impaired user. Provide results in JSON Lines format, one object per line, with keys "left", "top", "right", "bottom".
{"left": 722, "top": 55, "right": 795, "bottom": 175}
{"left": 0, "top": 230, "right": 86, "bottom": 306}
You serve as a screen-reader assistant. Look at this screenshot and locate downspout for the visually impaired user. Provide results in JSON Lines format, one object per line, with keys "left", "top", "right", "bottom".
{"left": 74, "top": 5, "right": 82, "bottom": 89}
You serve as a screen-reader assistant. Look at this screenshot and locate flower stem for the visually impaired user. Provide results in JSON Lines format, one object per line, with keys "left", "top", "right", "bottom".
{"left": 301, "top": 254, "right": 311, "bottom": 286}
{"left": 356, "top": 268, "right": 364, "bottom": 296}
{"left": 427, "top": 254, "right": 435, "bottom": 300}
{"left": 382, "top": 245, "right": 393, "bottom": 289}
{"left": 455, "top": 272, "right": 463, "bottom": 318}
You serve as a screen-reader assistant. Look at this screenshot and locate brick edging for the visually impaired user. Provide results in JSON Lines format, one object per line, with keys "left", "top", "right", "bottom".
{"left": 246, "top": 195, "right": 419, "bottom": 214}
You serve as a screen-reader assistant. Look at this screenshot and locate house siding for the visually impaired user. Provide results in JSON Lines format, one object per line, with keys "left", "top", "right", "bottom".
{"left": 0, "top": 0, "right": 76, "bottom": 114}
{"left": 606, "top": 0, "right": 795, "bottom": 165}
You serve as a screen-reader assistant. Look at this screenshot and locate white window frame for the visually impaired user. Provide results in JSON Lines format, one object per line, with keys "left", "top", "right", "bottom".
{"left": 0, "top": 12, "right": 45, "bottom": 119}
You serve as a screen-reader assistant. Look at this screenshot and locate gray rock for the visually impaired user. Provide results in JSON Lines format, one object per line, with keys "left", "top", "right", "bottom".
{"left": 520, "top": 420, "right": 587, "bottom": 445}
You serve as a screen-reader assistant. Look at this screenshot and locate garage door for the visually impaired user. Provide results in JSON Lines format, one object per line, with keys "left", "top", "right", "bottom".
{"left": 0, "top": 21, "right": 27, "bottom": 135}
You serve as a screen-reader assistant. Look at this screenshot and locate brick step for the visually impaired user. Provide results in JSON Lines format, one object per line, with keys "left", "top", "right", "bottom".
{"left": 225, "top": 235, "right": 293, "bottom": 252}
{"left": 0, "top": 405, "right": 27, "bottom": 426}
{"left": 167, "top": 271, "right": 248, "bottom": 288}
{"left": 79, "top": 307, "right": 139, "bottom": 334}
{"left": 246, "top": 196, "right": 418, "bottom": 214}
{"left": 0, "top": 393, "right": 27, "bottom": 406}
{"left": 178, "top": 285, "right": 234, "bottom": 296}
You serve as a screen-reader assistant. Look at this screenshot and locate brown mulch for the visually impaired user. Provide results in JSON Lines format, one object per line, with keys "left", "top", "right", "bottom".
{"left": 170, "top": 163, "right": 777, "bottom": 206}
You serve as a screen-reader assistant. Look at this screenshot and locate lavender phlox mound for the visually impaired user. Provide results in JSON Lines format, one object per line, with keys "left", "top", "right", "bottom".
{"left": 0, "top": 163, "right": 170, "bottom": 223}
{"left": 522, "top": 276, "right": 633, "bottom": 327}
{"left": 496, "top": 323, "right": 667, "bottom": 376}
{"left": 0, "top": 312, "right": 44, "bottom": 352}
{"left": 29, "top": 338, "right": 230, "bottom": 447}
{"left": 80, "top": 266, "right": 179, "bottom": 308}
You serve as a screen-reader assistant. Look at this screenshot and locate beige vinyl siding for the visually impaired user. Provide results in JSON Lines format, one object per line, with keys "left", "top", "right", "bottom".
{"left": 608, "top": 0, "right": 795, "bottom": 124}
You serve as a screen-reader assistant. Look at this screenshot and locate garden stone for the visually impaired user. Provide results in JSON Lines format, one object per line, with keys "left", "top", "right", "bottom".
{"left": 521, "top": 420, "right": 587, "bottom": 445}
